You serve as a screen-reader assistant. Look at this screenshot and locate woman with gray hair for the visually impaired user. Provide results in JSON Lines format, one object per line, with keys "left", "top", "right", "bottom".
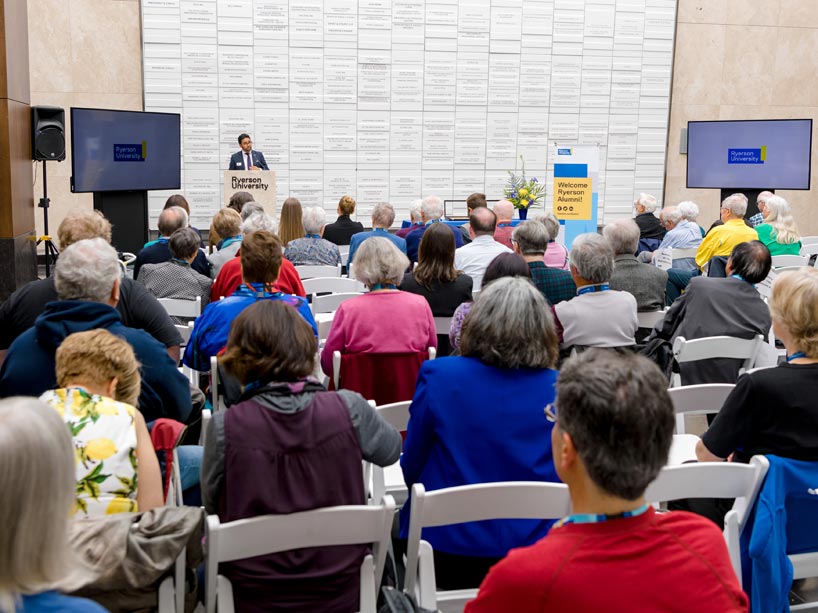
{"left": 0, "top": 397, "right": 108, "bottom": 613}
{"left": 283, "top": 206, "right": 342, "bottom": 266}
{"left": 320, "top": 237, "right": 436, "bottom": 378}
{"left": 553, "top": 233, "right": 638, "bottom": 350}
{"left": 755, "top": 195, "right": 802, "bottom": 256}
{"left": 398, "top": 276, "right": 561, "bottom": 590}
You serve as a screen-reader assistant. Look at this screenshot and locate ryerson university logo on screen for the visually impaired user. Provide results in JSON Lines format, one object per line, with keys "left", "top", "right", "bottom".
{"left": 728, "top": 146, "right": 767, "bottom": 165}
{"left": 113, "top": 141, "right": 147, "bottom": 162}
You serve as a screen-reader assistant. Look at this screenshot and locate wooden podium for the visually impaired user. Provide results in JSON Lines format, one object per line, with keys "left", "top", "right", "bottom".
{"left": 223, "top": 170, "right": 277, "bottom": 218}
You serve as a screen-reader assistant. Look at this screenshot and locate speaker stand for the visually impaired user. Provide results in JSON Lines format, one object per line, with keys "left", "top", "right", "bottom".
{"left": 36, "top": 160, "right": 60, "bottom": 277}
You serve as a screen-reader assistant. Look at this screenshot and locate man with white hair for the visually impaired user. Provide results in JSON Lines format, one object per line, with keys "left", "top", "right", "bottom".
{"left": 134, "top": 205, "right": 211, "bottom": 279}
{"left": 633, "top": 193, "right": 666, "bottom": 251}
{"left": 405, "top": 195, "right": 464, "bottom": 263}
{"left": 603, "top": 219, "right": 667, "bottom": 312}
{"left": 210, "top": 212, "right": 306, "bottom": 300}
{"left": 492, "top": 199, "right": 516, "bottom": 248}
{"left": 283, "top": 206, "right": 342, "bottom": 266}
{"left": 639, "top": 205, "right": 702, "bottom": 270}
{"left": 396, "top": 199, "right": 424, "bottom": 239}
{"left": 748, "top": 190, "right": 774, "bottom": 227}
{"left": 0, "top": 238, "right": 193, "bottom": 423}
{"left": 347, "top": 201, "right": 407, "bottom": 265}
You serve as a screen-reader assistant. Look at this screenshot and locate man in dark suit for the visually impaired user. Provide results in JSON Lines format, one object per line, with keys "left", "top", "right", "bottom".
{"left": 228, "top": 133, "right": 269, "bottom": 171}
{"left": 604, "top": 218, "right": 668, "bottom": 312}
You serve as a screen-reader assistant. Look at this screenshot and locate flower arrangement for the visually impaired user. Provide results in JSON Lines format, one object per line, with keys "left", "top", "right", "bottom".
{"left": 504, "top": 155, "right": 545, "bottom": 212}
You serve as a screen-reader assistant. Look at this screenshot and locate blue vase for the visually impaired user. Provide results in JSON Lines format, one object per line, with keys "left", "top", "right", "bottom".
{"left": 518, "top": 207, "right": 528, "bottom": 220}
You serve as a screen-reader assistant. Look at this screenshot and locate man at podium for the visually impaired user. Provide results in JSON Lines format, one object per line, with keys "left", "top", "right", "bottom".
{"left": 228, "top": 133, "right": 268, "bottom": 171}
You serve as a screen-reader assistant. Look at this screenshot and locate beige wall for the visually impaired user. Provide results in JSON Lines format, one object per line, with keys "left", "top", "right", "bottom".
{"left": 666, "top": 0, "right": 818, "bottom": 236}
{"left": 28, "top": 0, "right": 142, "bottom": 248}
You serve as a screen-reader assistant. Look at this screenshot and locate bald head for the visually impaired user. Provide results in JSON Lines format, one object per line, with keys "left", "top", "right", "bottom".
{"left": 493, "top": 199, "right": 514, "bottom": 223}
{"left": 470, "top": 207, "right": 497, "bottom": 236}
{"left": 158, "top": 206, "right": 188, "bottom": 237}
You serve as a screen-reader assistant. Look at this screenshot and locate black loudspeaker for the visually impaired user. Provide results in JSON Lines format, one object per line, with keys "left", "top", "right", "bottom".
{"left": 31, "top": 106, "right": 66, "bottom": 161}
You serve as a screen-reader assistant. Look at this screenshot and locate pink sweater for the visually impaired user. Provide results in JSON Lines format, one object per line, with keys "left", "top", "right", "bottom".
{"left": 320, "top": 291, "right": 437, "bottom": 376}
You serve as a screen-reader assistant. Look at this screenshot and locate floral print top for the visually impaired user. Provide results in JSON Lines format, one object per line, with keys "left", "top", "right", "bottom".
{"left": 40, "top": 388, "right": 138, "bottom": 516}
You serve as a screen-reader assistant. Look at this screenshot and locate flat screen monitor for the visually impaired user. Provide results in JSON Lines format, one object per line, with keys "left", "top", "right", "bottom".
{"left": 686, "top": 119, "right": 812, "bottom": 190}
{"left": 70, "top": 108, "right": 181, "bottom": 193}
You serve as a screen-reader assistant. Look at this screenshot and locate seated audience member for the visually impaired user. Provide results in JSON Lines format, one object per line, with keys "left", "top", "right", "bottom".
{"left": 278, "top": 197, "right": 305, "bottom": 246}
{"left": 395, "top": 199, "right": 423, "bottom": 239}
{"left": 512, "top": 221, "right": 576, "bottom": 305}
{"left": 207, "top": 207, "right": 243, "bottom": 278}
{"left": 553, "top": 233, "right": 638, "bottom": 349}
{"left": 640, "top": 204, "right": 702, "bottom": 269}
{"left": 400, "top": 277, "right": 562, "bottom": 589}
{"left": 322, "top": 195, "right": 365, "bottom": 245}
{"left": 202, "top": 300, "right": 401, "bottom": 613}
{"left": 134, "top": 206, "right": 210, "bottom": 279}
{"left": 633, "top": 192, "right": 666, "bottom": 252}
{"left": 283, "top": 206, "right": 342, "bottom": 266}
{"left": 321, "top": 238, "right": 436, "bottom": 377}
{"left": 0, "top": 210, "right": 181, "bottom": 362}
{"left": 226, "top": 190, "right": 254, "bottom": 214}
{"left": 0, "top": 397, "right": 109, "bottom": 613}
{"left": 465, "top": 350, "right": 748, "bottom": 613}
{"left": 454, "top": 207, "right": 512, "bottom": 291}
{"left": 40, "top": 329, "right": 164, "bottom": 516}
{"left": 400, "top": 223, "right": 473, "bottom": 356}
{"left": 210, "top": 212, "right": 306, "bottom": 300}
{"left": 646, "top": 241, "right": 772, "bottom": 386}
{"left": 164, "top": 194, "right": 204, "bottom": 246}
{"left": 680, "top": 268, "right": 818, "bottom": 527}
{"left": 679, "top": 199, "right": 706, "bottom": 238}
{"left": 449, "top": 253, "right": 531, "bottom": 351}
{"left": 603, "top": 218, "right": 667, "bottom": 311}
{"left": 538, "top": 212, "right": 570, "bottom": 270}
{"left": 666, "top": 193, "right": 758, "bottom": 303}
{"left": 754, "top": 195, "right": 802, "bottom": 256}
{"left": 405, "top": 195, "right": 464, "bottom": 263}
{"left": 347, "top": 201, "right": 406, "bottom": 264}
{"left": 186, "top": 230, "right": 316, "bottom": 372}
{"left": 748, "top": 190, "right": 774, "bottom": 227}
{"left": 0, "top": 239, "right": 192, "bottom": 423}
{"left": 138, "top": 227, "right": 212, "bottom": 321}
{"left": 457, "top": 192, "right": 488, "bottom": 245}
{"left": 492, "top": 199, "right": 516, "bottom": 248}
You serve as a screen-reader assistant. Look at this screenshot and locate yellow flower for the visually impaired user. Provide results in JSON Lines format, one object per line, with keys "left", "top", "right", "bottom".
{"left": 519, "top": 188, "right": 529, "bottom": 198}
{"left": 520, "top": 199, "right": 529, "bottom": 207}
{"left": 85, "top": 438, "right": 117, "bottom": 461}
{"left": 106, "top": 496, "right": 136, "bottom": 514}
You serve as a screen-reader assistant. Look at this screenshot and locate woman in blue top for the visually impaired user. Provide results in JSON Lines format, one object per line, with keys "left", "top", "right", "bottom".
{"left": 0, "top": 397, "right": 108, "bottom": 613}
{"left": 399, "top": 276, "right": 561, "bottom": 590}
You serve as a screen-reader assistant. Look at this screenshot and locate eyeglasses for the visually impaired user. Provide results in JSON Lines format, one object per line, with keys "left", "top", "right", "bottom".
{"left": 544, "top": 402, "right": 557, "bottom": 423}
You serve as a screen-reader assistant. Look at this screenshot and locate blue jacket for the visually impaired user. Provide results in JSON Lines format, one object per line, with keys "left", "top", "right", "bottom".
{"left": 405, "top": 223, "right": 464, "bottom": 263}
{"left": 348, "top": 228, "right": 406, "bottom": 264}
{"left": 0, "top": 301, "right": 193, "bottom": 423}
{"left": 399, "top": 356, "right": 560, "bottom": 557}
{"left": 741, "top": 455, "right": 818, "bottom": 613}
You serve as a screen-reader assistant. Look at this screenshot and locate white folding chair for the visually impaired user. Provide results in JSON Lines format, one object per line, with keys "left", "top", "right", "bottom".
{"left": 799, "top": 243, "right": 818, "bottom": 258}
{"left": 158, "top": 296, "right": 202, "bottom": 320}
{"left": 801, "top": 236, "right": 818, "bottom": 246}
{"left": 771, "top": 254, "right": 808, "bottom": 269}
{"left": 338, "top": 245, "right": 351, "bottom": 266}
{"left": 670, "top": 247, "right": 698, "bottom": 260}
{"left": 302, "top": 277, "right": 366, "bottom": 295}
{"left": 646, "top": 457, "right": 769, "bottom": 585}
{"left": 295, "top": 264, "right": 342, "bottom": 279}
{"left": 200, "top": 408, "right": 212, "bottom": 446}
{"left": 333, "top": 347, "right": 436, "bottom": 391}
{"left": 210, "top": 355, "right": 227, "bottom": 413}
{"left": 671, "top": 334, "right": 764, "bottom": 387}
{"left": 636, "top": 309, "right": 667, "bottom": 329}
{"left": 367, "top": 401, "right": 411, "bottom": 506}
{"left": 310, "top": 292, "right": 364, "bottom": 316}
{"left": 404, "top": 482, "right": 572, "bottom": 611}
{"left": 204, "top": 497, "right": 396, "bottom": 613}
{"left": 433, "top": 316, "right": 451, "bottom": 336}
{"left": 315, "top": 312, "right": 335, "bottom": 346}
{"left": 175, "top": 322, "right": 195, "bottom": 345}
{"left": 667, "top": 383, "right": 735, "bottom": 434}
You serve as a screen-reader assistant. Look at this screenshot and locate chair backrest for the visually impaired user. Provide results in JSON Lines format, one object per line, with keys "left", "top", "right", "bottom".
{"left": 338, "top": 245, "right": 351, "bottom": 266}
{"left": 636, "top": 309, "right": 667, "bottom": 329}
{"left": 295, "top": 264, "right": 342, "bottom": 279}
{"left": 799, "top": 243, "right": 818, "bottom": 257}
{"left": 404, "top": 482, "right": 571, "bottom": 603}
{"left": 158, "top": 296, "right": 202, "bottom": 319}
{"left": 671, "top": 334, "right": 764, "bottom": 387}
{"left": 310, "top": 292, "right": 364, "bottom": 315}
{"left": 315, "top": 312, "right": 334, "bottom": 344}
{"left": 801, "top": 236, "right": 818, "bottom": 246}
{"left": 771, "top": 254, "right": 809, "bottom": 268}
{"left": 667, "top": 383, "right": 735, "bottom": 434}
{"left": 302, "top": 276, "right": 366, "bottom": 295}
{"left": 175, "top": 322, "right": 194, "bottom": 345}
{"left": 376, "top": 400, "right": 411, "bottom": 431}
{"left": 210, "top": 356, "right": 227, "bottom": 413}
{"left": 671, "top": 247, "right": 698, "bottom": 260}
{"left": 205, "top": 497, "right": 395, "bottom": 613}
{"left": 433, "top": 316, "right": 451, "bottom": 336}
{"left": 332, "top": 348, "right": 434, "bottom": 405}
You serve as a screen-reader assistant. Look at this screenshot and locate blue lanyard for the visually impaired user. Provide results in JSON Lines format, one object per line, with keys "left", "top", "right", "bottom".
{"left": 555, "top": 503, "right": 650, "bottom": 528}
{"left": 171, "top": 257, "right": 189, "bottom": 266}
{"left": 305, "top": 233, "right": 321, "bottom": 239}
{"left": 498, "top": 222, "right": 513, "bottom": 228}
{"left": 236, "top": 282, "right": 283, "bottom": 299}
{"left": 425, "top": 219, "right": 441, "bottom": 225}
{"left": 577, "top": 283, "right": 610, "bottom": 296}
{"left": 218, "top": 235, "right": 242, "bottom": 250}
{"left": 730, "top": 274, "right": 755, "bottom": 288}
{"left": 371, "top": 283, "right": 397, "bottom": 291}
{"left": 787, "top": 352, "right": 807, "bottom": 362}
